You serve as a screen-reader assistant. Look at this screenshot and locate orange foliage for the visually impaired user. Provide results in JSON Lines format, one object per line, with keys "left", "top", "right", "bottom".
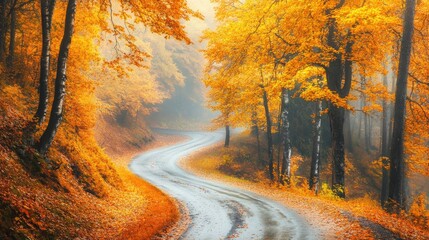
{"left": 183, "top": 140, "right": 429, "bottom": 239}
{"left": 0, "top": 95, "right": 182, "bottom": 238}
{"left": 0, "top": 0, "right": 200, "bottom": 238}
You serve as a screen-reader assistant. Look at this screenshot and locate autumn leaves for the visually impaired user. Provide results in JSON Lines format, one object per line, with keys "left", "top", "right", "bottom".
{"left": 9, "top": 0, "right": 198, "bottom": 155}
{"left": 203, "top": 0, "right": 427, "bottom": 213}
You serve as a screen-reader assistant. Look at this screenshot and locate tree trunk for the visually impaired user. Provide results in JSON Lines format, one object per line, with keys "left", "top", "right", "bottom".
{"left": 358, "top": 97, "right": 363, "bottom": 145}
{"left": 328, "top": 102, "right": 346, "bottom": 198}
{"left": 224, "top": 125, "right": 230, "bottom": 147}
{"left": 251, "top": 110, "right": 258, "bottom": 136}
{"left": 37, "top": 0, "right": 77, "bottom": 155}
{"left": 34, "top": 0, "right": 56, "bottom": 125}
{"left": 310, "top": 100, "right": 323, "bottom": 193}
{"left": 380, "top": 74, "right": 390, "bottom": 208}
{"left": 252, "top": 110, "right": 263, "bottom": 166}
{"left": 276, "top": 100, "right": 282, "bottom": 182}
{"left": 364, "top": 113, "right": 371, "bottom": 152}
{"left": 344, "top": 109, "right": 353, "bottom": 153}
{"left": 325, "top": 15, "right": 352, "bottom": 198}
{"left": 256, "top": 125, "right": 262, "bottom": 167}
{"left": 0, "top": 0, "right": 6, "bottom": 60}
{"left": 262, "top": 88, "right": 274, "bottom": 181}
{"left": 387, "top": 0, "right": 416, "bottom": 213}
{"left": 6, "top": 5, "right": 15, "bottom": 68}
{"left": 280, "top": 88, "right": 292, "bottom": 185}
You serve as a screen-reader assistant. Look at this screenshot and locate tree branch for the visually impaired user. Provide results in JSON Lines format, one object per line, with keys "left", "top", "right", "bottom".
{"left": 407, "top": 96, "right": 429, "bottom": 122}
{"left": 409, "top": 72, "right": 429, "bottom": 87}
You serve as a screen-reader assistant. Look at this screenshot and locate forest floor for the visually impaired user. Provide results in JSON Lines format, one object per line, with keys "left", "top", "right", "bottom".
{"left": 180, "top": 135, "right": 429, "bottom": 240}
{"left": 0, "top": 94, "right": 187, "bottom": 240}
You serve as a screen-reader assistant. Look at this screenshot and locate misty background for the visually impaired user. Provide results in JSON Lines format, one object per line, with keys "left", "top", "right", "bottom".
{"left": 146, "top": 0, "right": 217, "bottom": 129}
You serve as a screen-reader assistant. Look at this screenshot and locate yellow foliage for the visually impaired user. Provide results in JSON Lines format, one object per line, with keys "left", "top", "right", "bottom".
{"left": 0, "top": 85, "right": 27, "bottom": 113}
{"left": 409, "top": 194, "right": 429, "bottom": 227}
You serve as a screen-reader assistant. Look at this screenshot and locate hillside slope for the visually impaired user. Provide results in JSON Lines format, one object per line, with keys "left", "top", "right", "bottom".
{"left": 0, "top": 90, "right": 178, "bottom": 239}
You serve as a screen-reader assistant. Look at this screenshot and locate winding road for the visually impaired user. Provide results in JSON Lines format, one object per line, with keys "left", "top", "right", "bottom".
{"left": 129, "top": 130, "right": 318, "bottom": 240}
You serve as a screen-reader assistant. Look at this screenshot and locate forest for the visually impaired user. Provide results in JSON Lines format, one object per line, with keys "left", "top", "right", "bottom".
{"left": 204, "top": 0, "right": 428, "bottom": 209}
{"left": 0, "top": 0, "right": 428, "bottom": 239}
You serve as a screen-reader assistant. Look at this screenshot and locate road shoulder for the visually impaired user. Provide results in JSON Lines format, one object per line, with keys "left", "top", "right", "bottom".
{"left": 109, "top": 131, "right": 189, "bottom": 239}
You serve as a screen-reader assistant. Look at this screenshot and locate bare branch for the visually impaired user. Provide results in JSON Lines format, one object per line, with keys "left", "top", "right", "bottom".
{"left": 407, "top": 96, "right": 429, "bottom": 122}
{"left": 409, "top": 72, "right": 429, "bottom": 87}
{"left": 274, "top": 33, "right": 299, "bottom": 47}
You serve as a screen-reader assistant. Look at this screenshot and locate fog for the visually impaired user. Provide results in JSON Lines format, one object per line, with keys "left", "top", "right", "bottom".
{"left": 147, "top": 0, "right": 217, "bottom": 129}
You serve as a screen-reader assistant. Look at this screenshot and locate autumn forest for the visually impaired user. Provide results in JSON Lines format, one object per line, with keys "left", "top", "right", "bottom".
{"left": 0, "top": 0, "right": 428, "bottom": 239}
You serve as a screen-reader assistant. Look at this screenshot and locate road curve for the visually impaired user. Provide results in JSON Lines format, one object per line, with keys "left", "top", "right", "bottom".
{"left": 129, "top": 130, "right": 318, "bottom": 240}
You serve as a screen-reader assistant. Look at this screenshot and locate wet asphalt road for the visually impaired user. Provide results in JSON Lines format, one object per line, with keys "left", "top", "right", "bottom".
{"left": 129, "top": 130, "right": 318, "bottom": 240}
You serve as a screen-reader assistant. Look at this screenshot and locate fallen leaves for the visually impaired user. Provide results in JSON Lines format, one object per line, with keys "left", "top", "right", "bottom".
{"left": 182, "top": 142, "right": 429, "bottom": 240}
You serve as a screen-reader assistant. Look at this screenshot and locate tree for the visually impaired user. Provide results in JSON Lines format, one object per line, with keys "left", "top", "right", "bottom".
{"left": 0, "top": 0, "right": 6, "bottom": 60}
{"left": 309, "top": 100, "right": 323, "bottom": 193}
{"left": 34, "top": 0, "right": 56, "bottom": 125}
{"left": 204, "top": 0, "right": 401, "bottom": 196}
{"left": 6, "top": 0, "right": 16, "bottom": 68}
{"left": 280, "top": 88, "right": 292, "bottom": 184}
{"left": 224, "top": 125, "right": 230, "bottom": 147}
{"left": 33, "top": 0, "right": 200, "bottom": 154}
{"left": 37, "top": 0, "right": 77, "bottom": 155}
{"left": 261, "top": 85, "right": 274, "bottom": 181}
{"left": 380, "top": 74, "right": 392, "bottom": 208}
{"left": 324, "top": 1, "right": 353, "bottom": 197}
{"left": 404, "top": 0, "right": 429, "bottom": 180}
{"left": 387, "top": 0, "right": 416, "bottom": 213}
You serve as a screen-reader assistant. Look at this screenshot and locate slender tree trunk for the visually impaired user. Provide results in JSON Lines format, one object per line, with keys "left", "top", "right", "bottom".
{"left": 262, "top": 88, "right": 274, "bottom": 181}
{"left": 381, "top": 75, "right": 390, "bottom": 208}
{"left": 251, "top": 110, "right": 258, "bottom": 136}
{"left": 6, "top": 5, "right": 15, "bottom": 68}
{"left": 360, "top": 76, "right": 372, "bottom": 153}
{"left": 389, "top": 71, "right": 396, "bottom": 145}
{"left": 387, "top": 0, "right": 416, "bottom": 213}
{"left": 357, "top": 80, "right": 363, "bottom": 150}
{"left": 280, "top": 88, "right": 292, "bottom": 185}
{"left": 0, "top": 0, "right": 6, "bottom": 60}
{"left": 224, "top": 125, "right": 230, "bottom": 147}
{"left": 310, "top": 100, "right": 322, "bottom": 193}
{"left": 34, "top": 0, "right": 56, "bottom": 125}
{"left": 276, "top": 100, "right": 282, "bottom": 182}
{"left": 364, "top": 113, "right": 371, "bottom": 152}
{"left": 252, "top": 110, "right": 263, "bottom": 166}
{"left": 369, "top": 116, "right": 373, "bottom": 149}
{"left": 256, "top": 125, "right": 262, "bottom": 167}
{"left": 358, "top": 107, "right": 363, "bottom": 145}
{"left": 37, "top": 0, "right": 77, "bottom": 155}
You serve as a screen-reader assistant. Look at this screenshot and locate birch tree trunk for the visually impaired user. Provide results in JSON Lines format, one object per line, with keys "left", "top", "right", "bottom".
{"left": 37, "top": 0, "right": 77, "bottom": 155}
{"left": 34, "top": 0, "right": 56, "bottom": 125}
{"left": 280, "top": 88, "right": 292, "bottom": 185}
